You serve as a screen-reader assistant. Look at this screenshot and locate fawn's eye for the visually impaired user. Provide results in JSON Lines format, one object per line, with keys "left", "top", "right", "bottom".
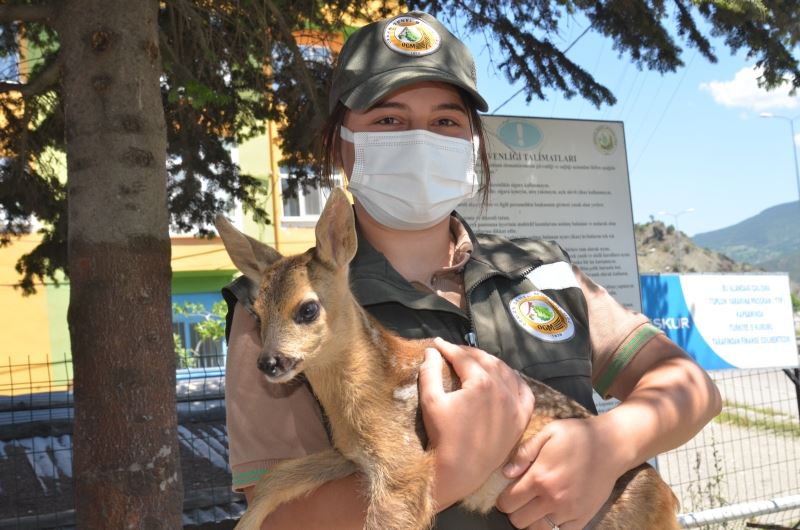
{"left": 295, "top": 300, "right": 320, "bottom": 324}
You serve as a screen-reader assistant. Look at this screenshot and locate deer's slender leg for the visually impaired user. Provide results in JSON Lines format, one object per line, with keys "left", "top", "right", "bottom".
{"left": 235, "top": 449, "right": 356, "bottom": 530}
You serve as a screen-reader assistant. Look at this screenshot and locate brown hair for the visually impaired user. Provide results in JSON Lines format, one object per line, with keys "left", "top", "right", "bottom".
{"left": 319, "top": 88, "right": 492, "bottom": 206}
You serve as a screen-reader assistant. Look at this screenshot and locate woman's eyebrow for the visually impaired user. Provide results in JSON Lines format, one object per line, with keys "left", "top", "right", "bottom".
{"left": 433, "top": 102, "right": 468, "bottom": 114}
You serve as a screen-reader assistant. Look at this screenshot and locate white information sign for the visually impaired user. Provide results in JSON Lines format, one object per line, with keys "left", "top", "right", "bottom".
{"left": 459, "top": 116, "right": 641, "bottom": 310}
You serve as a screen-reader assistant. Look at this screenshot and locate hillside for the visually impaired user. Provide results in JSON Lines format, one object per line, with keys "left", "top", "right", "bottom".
{"left": 635, "top": 220, "right": 758, "bottom": 275}
{"left": 693, "top": 201, "right": 800, "bottom": 284}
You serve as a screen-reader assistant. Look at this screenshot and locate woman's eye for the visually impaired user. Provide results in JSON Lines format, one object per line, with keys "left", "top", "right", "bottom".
{"left": 295, "top": 301, "right": 320, "bottom": 324}
{"left": 375, "top": 116, "right": 400, "bottom": 125}
{"left": 436, "top": 118, "right": 458, "bottom": 127}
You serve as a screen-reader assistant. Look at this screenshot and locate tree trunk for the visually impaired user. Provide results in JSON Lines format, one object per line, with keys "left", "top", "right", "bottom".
{"left": 58, "top": 1, "right": 183, "bottom": 527}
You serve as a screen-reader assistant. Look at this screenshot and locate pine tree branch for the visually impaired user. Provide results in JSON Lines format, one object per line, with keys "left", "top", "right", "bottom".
{"left": 158, "top": 28, "right": 197, "bottom": 84}
{"left": 260, "top": 0, "right": 326, "bottom": 123}
{"left": 0, "top": 4, "right": 55, "bottom": 24}
{"left": 0, "top": 57, "right": 59, "bottom": 95}
{"left": 673, "top": 0, "right": 717, "bottom": 63}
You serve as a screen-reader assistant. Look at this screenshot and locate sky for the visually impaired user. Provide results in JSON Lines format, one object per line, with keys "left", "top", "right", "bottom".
{"left": 458, "top": 16, "right": 800, "bottom": 237}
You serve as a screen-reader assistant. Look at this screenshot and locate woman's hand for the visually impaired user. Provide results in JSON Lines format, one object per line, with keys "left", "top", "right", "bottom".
{"left": 496, "top": 415, "right": 626, "bottom": 530}
{"left": 418, "top": 337, "right": 535, "bottom": 511}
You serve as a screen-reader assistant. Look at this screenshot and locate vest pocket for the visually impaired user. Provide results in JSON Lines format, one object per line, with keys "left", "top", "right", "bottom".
{"left": 519, "top": 358, "right": 592, "bottom": 384}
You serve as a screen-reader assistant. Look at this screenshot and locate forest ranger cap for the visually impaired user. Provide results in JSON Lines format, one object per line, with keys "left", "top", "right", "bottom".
{"left": 329, "top": 12, "right": 489, "bottom": 113}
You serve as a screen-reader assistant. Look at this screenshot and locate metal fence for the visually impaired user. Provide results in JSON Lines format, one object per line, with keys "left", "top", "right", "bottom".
{"left": 1, "top": 355, "right": 798, "bottom": 529}
{"left": 0, "top": 354, "right": 241, "bottom": 529}
{"left": 660, "top": 368, "right": 800, "bottom": 530}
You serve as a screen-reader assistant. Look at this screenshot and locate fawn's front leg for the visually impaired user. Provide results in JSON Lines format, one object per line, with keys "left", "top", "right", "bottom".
{"left": 363, "top": 450, "right": 437, "bottom": 530}
{"left": 235, "top": 448, "right": 357, "bottom": 530}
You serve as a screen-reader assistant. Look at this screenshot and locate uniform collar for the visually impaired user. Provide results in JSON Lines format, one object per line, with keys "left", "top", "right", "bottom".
{"left": 350, "top": 211, "right": 466, "bottom": 315}
{"left": 454, "top": 211, "right": 545, "bottom": 291}
{"left": 349, "top": 209, "right": 544, "bottom": 308}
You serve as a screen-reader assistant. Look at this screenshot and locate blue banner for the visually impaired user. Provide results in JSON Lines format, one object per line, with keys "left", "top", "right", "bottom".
{"left": 640, "top": 274, "right": 798, "bottom": 370}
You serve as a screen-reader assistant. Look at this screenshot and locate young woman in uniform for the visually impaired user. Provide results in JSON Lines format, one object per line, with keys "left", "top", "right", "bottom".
{"left": 222, "top": 12, "right": 721, "bottom": 530}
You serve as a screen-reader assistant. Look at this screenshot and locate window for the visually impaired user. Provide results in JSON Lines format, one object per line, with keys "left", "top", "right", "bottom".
{"left": 280, "top": 169, "right": 341, "bottom": 222}
{"left": 300, "top": 44, "right": 333, "bottom": 65}
{"left": 0, "top": 54, "right": 18, "bottom": 83}
{"left": 0, "top": 29, "right": 19, "bottom": 83}
{"left": 172, "top": 293, "right": 227, "bottom": 370}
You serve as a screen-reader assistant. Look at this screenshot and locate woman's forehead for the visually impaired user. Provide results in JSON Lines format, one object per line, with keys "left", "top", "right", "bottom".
{"left": 379, "top": 81, "right": 461, "bottom": 101}
{"left": 350, "top": 82, "right": 467, "bottom": 115}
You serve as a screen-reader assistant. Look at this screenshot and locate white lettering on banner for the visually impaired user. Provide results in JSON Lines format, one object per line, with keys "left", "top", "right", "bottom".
{"left": 736, "top": 311, "right": 764, "bottom": 318}
{"left": 652, "top": 317, "right": 691, "bottom": 331}
{"left": 678, "top": 273, "right": 798, "bottom": 369}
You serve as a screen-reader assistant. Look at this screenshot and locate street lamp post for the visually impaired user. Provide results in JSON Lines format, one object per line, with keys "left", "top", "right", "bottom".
{"left": 759, "top": 113, "right": 800, "bottom": 416}
{"left": 657, "top": 208, "right": 695, "bottom": 271}
{"left": 759, "top": 112, "right": 800, "bottom": 207}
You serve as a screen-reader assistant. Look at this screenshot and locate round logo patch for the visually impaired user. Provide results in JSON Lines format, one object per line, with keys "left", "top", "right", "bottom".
{"left": 593, "top": 125, "right": 618, "bottom": 155}
{"left": 384, "top": 16, "right": 441, "bottom": 56}
{"left": 509, "top": 291, "right": 575, "bottom": 342}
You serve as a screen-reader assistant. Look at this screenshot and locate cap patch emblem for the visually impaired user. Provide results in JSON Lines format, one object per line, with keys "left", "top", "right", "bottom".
{"left": 384, "top": 16, "right": 441, "bottom": 57}
{"left": 509, "top": 291, "right": 575, "bottom": 342}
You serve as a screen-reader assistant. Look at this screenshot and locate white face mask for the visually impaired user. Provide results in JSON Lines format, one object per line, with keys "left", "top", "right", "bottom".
{"left": 340, "top": 126, "right": 479, "bottom": 230}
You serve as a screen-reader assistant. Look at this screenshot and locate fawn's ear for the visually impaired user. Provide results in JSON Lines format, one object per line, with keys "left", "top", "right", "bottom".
{"left": 315, "top": 187, "right": 357, "bottom": 269}
{"left": 215, "top": 215, "right": 282, "bottom": 282}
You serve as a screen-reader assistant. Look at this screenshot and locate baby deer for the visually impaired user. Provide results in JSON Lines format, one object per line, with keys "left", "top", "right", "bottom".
{"left": 217, "top": 188, "right": 680, "bottom": 530}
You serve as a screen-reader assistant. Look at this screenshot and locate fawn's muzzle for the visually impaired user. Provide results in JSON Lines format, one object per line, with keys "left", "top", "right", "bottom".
{"left": 258, "top": 354, "right": 298, "bottom": 379}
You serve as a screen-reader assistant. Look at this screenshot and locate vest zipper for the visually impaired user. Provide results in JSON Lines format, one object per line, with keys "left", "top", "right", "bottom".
{"left": 464, "top": 330, "right": 478, "bottom": 347}
{"left": 463, "top": 264, "right": 542, "bottom": 348}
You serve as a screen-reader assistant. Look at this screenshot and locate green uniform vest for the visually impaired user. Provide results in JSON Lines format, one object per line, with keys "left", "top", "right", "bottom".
{"left": 222, "top": 215, "right": 596, "bottom": 529}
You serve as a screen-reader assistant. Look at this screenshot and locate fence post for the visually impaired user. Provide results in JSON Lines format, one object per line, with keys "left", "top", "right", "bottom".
{"left": 784, "top": 367, "right": 800, "bottom": 419}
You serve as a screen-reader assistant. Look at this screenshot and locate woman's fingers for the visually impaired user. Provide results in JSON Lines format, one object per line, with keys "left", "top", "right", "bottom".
{"left": 433, "top": 337, "right": 535, "bottom": 421}
{"left": 504, "top": 431, "right": 549, "bottom": 479}
{"left": 431, "top": 337, "right": 490, "bottom": 382}
{"left": 431, "top": 337, "right": 535, "bottom": 448}
{"left": 419, "top": 338, "right": 536, "bottom": 507}
{"left": 498, "top": 419, "right": 615, "bottom": 530}
{"left": 418, "top": 347, "right": 446, "bottom": 404}
{"left": 434, "top": 336, "right": 505, "bottom": 374}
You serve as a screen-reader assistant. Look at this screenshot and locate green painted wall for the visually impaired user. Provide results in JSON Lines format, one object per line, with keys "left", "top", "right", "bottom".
{"left": 44, "top": 274, "right": 71, "bottom": 385}
{"left": 39, "top": 271, "right": 237, "bottom": 381}
{"left": 237, "top": 130, "right": 277, "bottom": 245}
{"left": 172, "top": 270, "right": 237, "bottom": 295}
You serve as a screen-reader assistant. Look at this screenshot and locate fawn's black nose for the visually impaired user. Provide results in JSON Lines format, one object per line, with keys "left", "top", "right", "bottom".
{"left": 258, "top": 356, "right": 281, "bottom": 376}
{"left": 257, "top": 354, "right": 297, "bottom": 378}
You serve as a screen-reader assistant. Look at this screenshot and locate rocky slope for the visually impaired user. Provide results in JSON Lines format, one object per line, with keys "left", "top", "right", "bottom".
{"left": 635, "top": 221, "right": 759, "bottom": 275}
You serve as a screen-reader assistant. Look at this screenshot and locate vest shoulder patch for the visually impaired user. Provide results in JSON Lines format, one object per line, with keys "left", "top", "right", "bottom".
{"left": 525, "top": 261, "right": 578, "bottom": 290}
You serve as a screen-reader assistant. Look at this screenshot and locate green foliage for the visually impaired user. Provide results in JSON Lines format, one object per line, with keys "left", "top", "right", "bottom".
{"left": 2, "top": 0, "right": 799, "bottom": 292}
{"left": 173, "top": 332, "right": 195, "bottom": 369}
{"left": 715, "top": 409, "right": 800, "bottom": 437}
{"left": 172, "top": 300, "right": 227, "bottom": 368}
{"left": 687, "top": 433, "right": 730, "bottom": 529}
{"left": 792, "top": 292, "right": 800, "bottom": 312}
{"left": 173, "top": 300, "right": 227, "bottom": 341}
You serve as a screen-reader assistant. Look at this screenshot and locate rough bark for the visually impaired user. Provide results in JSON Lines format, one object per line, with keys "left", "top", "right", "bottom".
{"left": 58, "top": 1, "right": 183, "bottom": 527}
